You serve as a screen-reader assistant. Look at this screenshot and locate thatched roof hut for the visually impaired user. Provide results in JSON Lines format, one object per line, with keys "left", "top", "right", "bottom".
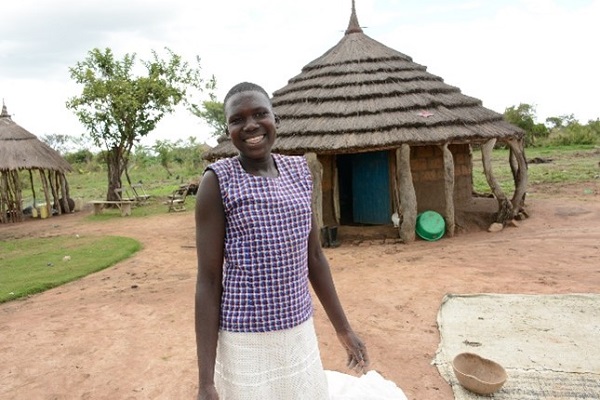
{"left": 0, "top": 102, "right": 73, "bottom": 223}
{"left": 206, "top": 1, "right": 528, "bottom": 243}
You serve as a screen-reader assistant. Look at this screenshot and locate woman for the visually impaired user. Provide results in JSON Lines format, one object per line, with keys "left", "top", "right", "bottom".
{"left": 195, "top": 82, "right": 368, "bottom": 400}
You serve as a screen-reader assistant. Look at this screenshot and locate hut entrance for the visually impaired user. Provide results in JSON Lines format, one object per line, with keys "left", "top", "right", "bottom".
{"left": 337, "top": 151, "right": 391, "bottom": 225}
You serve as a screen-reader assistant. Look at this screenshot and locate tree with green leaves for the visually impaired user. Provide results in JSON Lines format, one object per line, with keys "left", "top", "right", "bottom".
{"left": 190, "top": 92, "right": 226, "bottom": 138}
{"left": 152, "top": 140, "right": 175, "bottom": 177}
{"left": 503, "top": 103, "right": 549, "bottom": 147}
{"left": 66, "top": 47, "right": 212, "bottom": 201}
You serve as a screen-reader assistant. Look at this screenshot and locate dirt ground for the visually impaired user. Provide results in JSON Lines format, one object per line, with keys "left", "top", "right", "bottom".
{"left": 1, "top": 181, "right": 599, "bottom": 400}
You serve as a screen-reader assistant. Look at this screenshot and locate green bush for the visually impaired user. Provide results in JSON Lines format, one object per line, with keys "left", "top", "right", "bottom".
{"left": 548, "top": 122, "right": 600, "bottom": 146}
{"left": 64, "top": 149, "right": 94, "bottom": 164}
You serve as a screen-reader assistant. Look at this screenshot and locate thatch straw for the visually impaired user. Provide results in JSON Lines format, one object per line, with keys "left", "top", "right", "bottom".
{"left": 0, "top": 104, "right": 72, "bottom": 173}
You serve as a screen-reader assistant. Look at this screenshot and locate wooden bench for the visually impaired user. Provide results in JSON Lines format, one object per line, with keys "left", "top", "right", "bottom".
{"left": 89, "top": 200, "right": 134, "bottom": 217}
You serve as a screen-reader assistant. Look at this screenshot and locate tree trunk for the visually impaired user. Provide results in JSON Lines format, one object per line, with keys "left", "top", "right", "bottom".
{"left": 481, "top": 139, "right": 513, "bottom": 224}
{"left": 507, "top": 138, "right": 528, "bottom": 215}
{"left": 106, "top": 149, "right": 125, "bottom": 202}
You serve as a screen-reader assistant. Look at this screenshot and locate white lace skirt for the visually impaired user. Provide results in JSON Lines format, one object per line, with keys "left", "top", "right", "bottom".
{"left": 215, "top": 318, "right": 329, "bottom": 400}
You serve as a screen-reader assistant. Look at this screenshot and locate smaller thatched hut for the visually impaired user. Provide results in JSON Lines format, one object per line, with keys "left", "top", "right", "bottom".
{"left": 0, "top": 102, "right": 73, "bottom": 223}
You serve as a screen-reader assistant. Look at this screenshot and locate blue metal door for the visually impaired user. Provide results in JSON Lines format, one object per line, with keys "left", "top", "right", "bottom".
{"left": 352, "top": 151, "right": 391, "bottom": 224}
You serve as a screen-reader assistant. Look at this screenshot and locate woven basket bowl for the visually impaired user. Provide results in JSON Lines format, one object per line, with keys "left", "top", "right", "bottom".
{"left": 452, "top": 352, "right": 507, "bottom": 395}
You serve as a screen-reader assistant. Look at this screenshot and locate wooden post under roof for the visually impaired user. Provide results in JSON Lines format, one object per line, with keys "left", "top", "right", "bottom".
{"left": 28, "top": 170, "right": 37, "bottom": 207}
{"left": 441, "top": 143, "right": 456, "bottom": 237}
{"left": 39, "top": 170, "right": 52, "bottom": 219}
{"left": 48, "top": 171, "right": 60, "bottom": 215}
{"left": 507, "top": 138, "right": 528, "bottom": 215}
{"left": 481, "top": 139, "right": 513, "bottom": 224}
{"left": 59, "top": 173, "right": 71, "bottom": 213}
{"left": 305, "top": 152, "right": 324, "bottom": 229}
{"left": 396, "top": 144, "right": 417, "bottom": 243}
{"left": 333, "top": 160, "right": 340, "bottom": 224}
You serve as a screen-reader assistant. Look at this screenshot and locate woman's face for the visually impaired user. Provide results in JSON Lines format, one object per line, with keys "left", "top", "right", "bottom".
{"left": 225, "top": 91, "right": 277, "bottom": 160}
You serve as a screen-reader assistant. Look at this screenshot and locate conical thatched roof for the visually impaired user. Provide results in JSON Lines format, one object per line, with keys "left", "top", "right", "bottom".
{"left": 0, "top": 103, "right": 72, "bottom": 173}
{"left": 205, "top": 2, "right": 523, "bottom": 160}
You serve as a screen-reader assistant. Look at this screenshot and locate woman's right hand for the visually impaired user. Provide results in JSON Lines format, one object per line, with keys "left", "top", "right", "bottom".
{"left": 197, "top": 384, "right": 219, "bottom": 400}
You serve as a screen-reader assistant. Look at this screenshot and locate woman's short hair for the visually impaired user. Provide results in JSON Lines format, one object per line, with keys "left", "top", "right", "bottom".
{"left": 224, "top": 82, "right": 271, "bottom": 107}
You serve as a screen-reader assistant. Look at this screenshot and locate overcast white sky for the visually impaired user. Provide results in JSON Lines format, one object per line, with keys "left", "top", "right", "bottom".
{"left": 1, "top": 0, "right": 599, "bottom": 149}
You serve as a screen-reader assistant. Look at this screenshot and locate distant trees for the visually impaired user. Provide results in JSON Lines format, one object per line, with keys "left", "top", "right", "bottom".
{"left": 66, "top": 47, "right": 213, "bottom": 201}
{"left": 504, "top": 103, "right": 599, "bottom": 147}
{"left": 548, "top": 117, "right": 600, "bottom": 146}
{"left": 503, "top": 103, "right": 549, "bottom": 147}
{"left": 40, "top": 134, "right": 72, "bottom": 155}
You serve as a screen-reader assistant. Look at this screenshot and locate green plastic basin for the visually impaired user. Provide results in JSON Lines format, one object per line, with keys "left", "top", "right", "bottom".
{"left": 416, "top": 211, "right": 445, "bottom": 241}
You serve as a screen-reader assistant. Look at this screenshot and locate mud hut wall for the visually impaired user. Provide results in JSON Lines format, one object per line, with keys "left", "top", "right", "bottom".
{"left": 447, "top": 144, "right": 473, "bottom": 205}
{"left": 318, "top": 155, "right": 338, "bottom": 227}
{"left": 410, "top": 144, "right": 472, "bottom": 213}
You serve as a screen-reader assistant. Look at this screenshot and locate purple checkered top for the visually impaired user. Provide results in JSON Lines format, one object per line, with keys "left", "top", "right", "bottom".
{"left": 207, "top": 154, "right": 314, "bottom": 333}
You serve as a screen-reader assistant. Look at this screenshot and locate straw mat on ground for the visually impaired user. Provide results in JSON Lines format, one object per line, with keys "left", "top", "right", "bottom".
{"left": 433, "top": 293, "right": 600, "bottom": 399}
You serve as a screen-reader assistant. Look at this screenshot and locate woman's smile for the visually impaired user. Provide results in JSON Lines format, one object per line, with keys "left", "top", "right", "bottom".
{"left": 244, "top": 135, "right": 265, "bottom": 145}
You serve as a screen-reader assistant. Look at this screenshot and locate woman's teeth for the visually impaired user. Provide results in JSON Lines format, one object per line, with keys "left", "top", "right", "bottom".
{"left": 245, "top": 135, "right": 264, "bottom": 144}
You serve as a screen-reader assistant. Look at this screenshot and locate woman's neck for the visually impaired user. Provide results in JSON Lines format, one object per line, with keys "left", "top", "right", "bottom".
{"left": 238, "top": 154, "right": 278, "bottom": 178}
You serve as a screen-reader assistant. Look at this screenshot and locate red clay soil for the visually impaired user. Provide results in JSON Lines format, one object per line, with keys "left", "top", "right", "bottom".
{"left": 1, "top": 181, "right": 599, "bottom": 400}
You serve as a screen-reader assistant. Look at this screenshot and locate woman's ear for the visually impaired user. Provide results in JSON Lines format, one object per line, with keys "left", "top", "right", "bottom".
{"left": 274, "top": 114, "right": 281, "bottom": 126}
{"left": 224, "top": 127, "right": 230, "bottom": 136}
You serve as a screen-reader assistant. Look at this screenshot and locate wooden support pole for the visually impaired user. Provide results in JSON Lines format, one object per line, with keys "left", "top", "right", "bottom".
{"left": 481, "top": 139, "right": 513, "bottom": 224}
{"left": 0, "top": 172, "right": 7, "bottom": 223}
{"left": 441, "top": 143, "right": 456, "bottom": 237}
{"left": 39, "top": 170, "right": 52, "bottom": 219}
{"left": 28, "top": 170, "right": 37, "bottom": 206}
{"left": 4, "top": 170, "right": 22, "bottom": 222}
{"left": 507, "top": 138, "right": 529, "bottom": 214}
{"left": 396, "top": 144, "right": 417, "bottom": 243}
{"left": 48, "top": 171, "right": 60, "bottom": 215}
{"left": 305, "top": 152, "right": 324, "bottom": 229}
{"left": 333, "top": 161, "right": 340, "bottom": 224}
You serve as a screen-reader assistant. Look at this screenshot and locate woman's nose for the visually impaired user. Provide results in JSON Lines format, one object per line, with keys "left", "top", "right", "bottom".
{"left": 243, "top": 117, "right": 258, "bottom": 131}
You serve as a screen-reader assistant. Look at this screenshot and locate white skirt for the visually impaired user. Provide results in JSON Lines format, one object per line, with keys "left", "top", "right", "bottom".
{"left": 215, "top": 318, "right": 329, "bottom": 400}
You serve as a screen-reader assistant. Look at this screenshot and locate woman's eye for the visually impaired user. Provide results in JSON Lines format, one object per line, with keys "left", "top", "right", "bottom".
{"left": 254, "top": 111, "right": 269, "bottom": 118}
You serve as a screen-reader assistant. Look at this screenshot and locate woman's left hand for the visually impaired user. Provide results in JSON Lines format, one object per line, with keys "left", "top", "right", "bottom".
{"left": 337, "top": 330, "right": 369, "bottom": 374}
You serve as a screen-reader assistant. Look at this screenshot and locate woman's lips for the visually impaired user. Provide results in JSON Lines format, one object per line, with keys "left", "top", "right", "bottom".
{"left": 245, "top": 135, "right": 265, "bottom": 145}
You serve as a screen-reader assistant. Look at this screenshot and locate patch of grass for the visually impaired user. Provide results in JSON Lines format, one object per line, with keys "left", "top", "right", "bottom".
{"left": 0, "top": 235, "right": 141, "bottom": 303}
{"left": 472, "top": 145, "right": 600, "bottom": 194}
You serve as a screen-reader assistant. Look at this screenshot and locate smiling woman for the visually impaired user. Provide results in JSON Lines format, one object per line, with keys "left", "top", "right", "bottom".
{"left": 194, "top": 82, "right": 370, "bottom": 399}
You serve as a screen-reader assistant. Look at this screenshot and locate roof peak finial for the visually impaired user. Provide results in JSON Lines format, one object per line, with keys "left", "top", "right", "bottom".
{"left": 1, "top": 100, "right": 9, "bottom": 118}
{"left": 345, "top": 0, "right": 363, "bottom": 35}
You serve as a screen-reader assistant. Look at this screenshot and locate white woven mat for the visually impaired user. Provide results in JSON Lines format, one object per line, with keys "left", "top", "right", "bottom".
{"left": 433, "top": 293, "right": 600, "bottom": 399}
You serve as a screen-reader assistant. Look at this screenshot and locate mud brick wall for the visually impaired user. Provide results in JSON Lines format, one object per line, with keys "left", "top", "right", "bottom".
{"left": 410, "top": 144, "right": 473, "bottom": 213}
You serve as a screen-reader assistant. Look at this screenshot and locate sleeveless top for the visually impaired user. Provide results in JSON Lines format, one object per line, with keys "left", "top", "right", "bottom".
{"left": 207, "top": 154, "right": 314, "bottom": 333}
